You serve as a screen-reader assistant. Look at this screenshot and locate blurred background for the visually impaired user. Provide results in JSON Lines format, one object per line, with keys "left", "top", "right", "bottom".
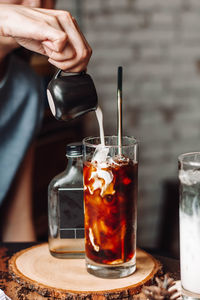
{"left": 31, "top": 0, "right": 200, "bottom": 258}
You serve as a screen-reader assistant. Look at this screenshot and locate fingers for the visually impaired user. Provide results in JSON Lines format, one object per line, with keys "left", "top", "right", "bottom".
{"left": 43, "top": 43, "right": 75, "bottom": 61}
{"left": 0, "top": 5, "right": 68, "bottom": 52}
{"left": 72, "top": 17, "right": 92, "bottom": 54}
{"left": 48, "top": 57, "right": 88, "bottom": 72}
{"left": 15, "top": 37, "right": 47, "bottom": 55}
{"left": 55, "top": 11, "right": 92, "bottom": 70}
{"left": 19, "top": 20, "right": 68, "bottom": 52}
{"left": 22, "top": 8, "right": 68, "bottom": 52}
{"left": 0, "top": 5, "right": 92, "bottom": 71}
{"left": 33, "top": 8, "right": 92, "bottom": 71}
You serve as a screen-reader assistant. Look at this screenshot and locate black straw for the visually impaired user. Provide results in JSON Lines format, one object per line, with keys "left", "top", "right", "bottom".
{"left": 117, "top": 66, "right": 123, "bottom": 155}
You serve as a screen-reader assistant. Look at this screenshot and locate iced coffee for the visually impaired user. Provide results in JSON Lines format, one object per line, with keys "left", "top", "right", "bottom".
{"left": 83, "top": 136, "right": 138, "bottom": 278}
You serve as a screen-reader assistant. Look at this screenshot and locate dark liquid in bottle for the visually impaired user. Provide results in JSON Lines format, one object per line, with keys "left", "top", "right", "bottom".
{"left": 83, "top": 157, "right": 138, "bottom": 265}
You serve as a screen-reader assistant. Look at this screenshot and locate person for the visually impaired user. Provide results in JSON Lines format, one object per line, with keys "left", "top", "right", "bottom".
{"left": 0, "top": 0, "right": 92, "bottom": 242}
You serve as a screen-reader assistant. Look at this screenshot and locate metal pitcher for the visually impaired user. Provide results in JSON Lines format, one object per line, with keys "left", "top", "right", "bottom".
{"left": 47, "top": 70, "right": 98, "bottom": 121}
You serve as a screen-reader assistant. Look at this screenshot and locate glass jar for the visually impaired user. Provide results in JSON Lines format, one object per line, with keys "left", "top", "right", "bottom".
{"left": 48, "top": 143, "right": 84, "bottom": 258}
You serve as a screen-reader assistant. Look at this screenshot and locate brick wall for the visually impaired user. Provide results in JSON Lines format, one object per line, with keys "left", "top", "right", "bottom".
{"left": 56, "top": 0, "right": 200, "bottom": 251}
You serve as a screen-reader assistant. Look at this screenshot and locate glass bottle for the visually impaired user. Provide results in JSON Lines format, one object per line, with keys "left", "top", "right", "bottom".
{"left": 48, "top": 143, "right": 84, "bottom": 258}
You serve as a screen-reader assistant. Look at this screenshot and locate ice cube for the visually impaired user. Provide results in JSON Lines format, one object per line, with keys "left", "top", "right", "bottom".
{"left": 92, "top": 144, "right": 109, "bottom": 164}
{"left": 179, "top": 170, "right": 200, "bottom": 185}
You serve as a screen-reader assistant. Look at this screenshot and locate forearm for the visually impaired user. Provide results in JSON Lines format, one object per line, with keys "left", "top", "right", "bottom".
{"left": 0, "top": 5, "right": 20, "bottom": 63}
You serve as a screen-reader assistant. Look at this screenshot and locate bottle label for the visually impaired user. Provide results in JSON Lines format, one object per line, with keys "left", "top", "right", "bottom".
{"left": 59, "top": 188, "right": 84, "bottom": 239}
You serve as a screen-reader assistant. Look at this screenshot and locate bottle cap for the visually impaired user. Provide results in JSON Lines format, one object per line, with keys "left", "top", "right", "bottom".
{"left": 66, "top": 142, "right": 83, "bottom": 157}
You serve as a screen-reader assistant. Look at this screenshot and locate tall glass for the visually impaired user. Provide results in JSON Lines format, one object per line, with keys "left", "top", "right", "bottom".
{"left": 83, "top": 136, "right": 138, "bottom": 278}
{"left": 179, "top": 152, "right": 200, "bottom": 298}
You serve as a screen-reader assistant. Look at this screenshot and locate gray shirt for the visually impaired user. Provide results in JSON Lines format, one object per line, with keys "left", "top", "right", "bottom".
{"left": 0, "top": 54, "right": 44, "bottom": 205}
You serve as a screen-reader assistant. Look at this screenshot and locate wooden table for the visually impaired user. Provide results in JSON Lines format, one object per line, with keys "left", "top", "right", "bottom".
{"left": 0, "top": 242, "right": 180, "bottom": 299}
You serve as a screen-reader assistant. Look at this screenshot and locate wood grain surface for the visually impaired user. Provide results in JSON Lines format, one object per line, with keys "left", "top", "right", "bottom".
{"left": 8, "top": 243, "right": 162, "bottom": 299}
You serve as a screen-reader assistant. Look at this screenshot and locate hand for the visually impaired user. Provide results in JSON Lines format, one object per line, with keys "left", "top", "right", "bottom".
{"left": 0, "top": 1, "right": 54, "bottom": 62}
{"left": 0, "top": 4, "right": 92, "bottom": 71}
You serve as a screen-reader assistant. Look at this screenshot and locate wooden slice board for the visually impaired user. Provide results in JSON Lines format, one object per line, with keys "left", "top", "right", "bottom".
{"left": 8, "top": 243, "right": 162, "bottom": 299}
